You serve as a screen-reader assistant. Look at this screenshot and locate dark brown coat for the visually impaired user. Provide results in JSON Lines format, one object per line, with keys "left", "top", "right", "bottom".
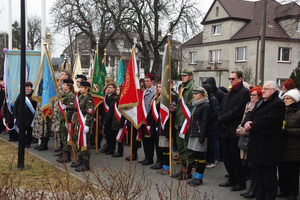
{"left": 282, "top": 103, "right": 300, "bottom": 162}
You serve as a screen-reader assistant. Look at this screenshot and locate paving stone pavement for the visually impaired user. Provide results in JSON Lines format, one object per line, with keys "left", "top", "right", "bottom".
{"left": 0, "top": 132, "right": 290, "bottom": 200}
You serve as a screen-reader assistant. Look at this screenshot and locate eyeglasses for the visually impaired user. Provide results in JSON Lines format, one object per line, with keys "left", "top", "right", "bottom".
{"left": 284, "top": 97, "right": 292, "bottom": 100}
{"left": 228, "top": 78, "right": 236, "bottom": 81}
{"left": 250, "top": 94, "right": 257, "bottom": 97}
{"left": 262, "top": 87, "right": 272, "bottom": 91}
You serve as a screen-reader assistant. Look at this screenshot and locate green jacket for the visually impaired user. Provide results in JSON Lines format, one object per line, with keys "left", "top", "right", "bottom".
{"left": 174, "top": 80, "right": 196, "bottom": 126}
{"left": 59, "top": 91, "right": 75, "bottom": 122}
{"left": 78, "top": 93, "right": 95, "bottom": 128}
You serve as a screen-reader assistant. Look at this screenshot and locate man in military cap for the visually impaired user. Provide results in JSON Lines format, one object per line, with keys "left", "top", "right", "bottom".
{"left": 170, "top": 68, "right": 196, "bottom": 180}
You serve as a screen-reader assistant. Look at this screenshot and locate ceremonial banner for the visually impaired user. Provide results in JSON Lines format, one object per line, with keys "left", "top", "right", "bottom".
{"left": 32, "top": 53, "right": 59, "bottom": 120}
{"left": 117, "top": 59, "right": 124, "bottom": 86}
{"left": 91, "top": 51, "right": 104, "bottom": 108}
{"left": 118, "top": 49, "right": 142, "bottom": 130}
{"left": 160, "top": 43, "right": 171, "bottom": 130}
{"left": 4, "top": 49, "right": 41, "bottom": 110}
{"left": 88, "top": 57, "right": 93, "bottom": 78}
{"left": 72, "top": 51, "right": 83, "bottom": 92}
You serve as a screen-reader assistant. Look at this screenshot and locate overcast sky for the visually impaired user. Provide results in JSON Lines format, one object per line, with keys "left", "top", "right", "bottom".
{"left": 0, "top": 0, "right": 285, "bottom": 57}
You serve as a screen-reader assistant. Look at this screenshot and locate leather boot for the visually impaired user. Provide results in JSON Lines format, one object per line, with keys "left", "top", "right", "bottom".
{"left": 38, "top": 141, "right": 48, "bottom": 151}
{"left": 57, "top": 151, "right": 71, "bottom": 163}
{"left": 177, "top": 165, "right": 192, "bottom": 180}
{"left": 243, "top": 182, "right": 257, "bottom": 198}
{"left": 71, "top": 155, "right": 83, "bottom": 168}
{"left": 75, "top": 159, "right": 90, "bottom": 172}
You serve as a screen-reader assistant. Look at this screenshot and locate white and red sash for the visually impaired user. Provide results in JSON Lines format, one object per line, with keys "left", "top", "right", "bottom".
{"left": 66, "top": 122, "right": 73, "bottom": 145}
{"left": 151, "top": 99, "right": 159, "bottom": 123}
{"left": 103, "top": 95, "right": 109, "bottom": 113}
{"left": 179, "top": 88, "right": 191, "bottom": 139}
{"left": 142, "top": 90, "right": 151, "bottom": 136}
{"left": 114, "top": 102, "right": 128, "bottom": 142}
{"left": 75, "top": 95, "right": 88, "bottom": 151}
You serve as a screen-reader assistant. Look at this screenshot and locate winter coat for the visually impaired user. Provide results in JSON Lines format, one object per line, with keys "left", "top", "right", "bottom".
{"left": 218, "top": 82, "right": 250, "bottom": 139}
{"left": 281, "top": 103, "right": 300, "bottom": 162}
{"left": 174, "top": 80, "right": 196, "bottom": 127}
{"left": 103, "top": 93, "right": 116, "bottom": 126}
{"left": 13, "top": 90, "right": 37, "bottom": 127}
{"left": 243, "top": 91, "right": 285, "bottom": 167}
{"left": 236, "top": 101, "right": 256, "bottom": 136}
{"left": 206, "top": 93, "right": 219, "bottom": 132}
{"left": 204, "top": 77, "right": 225, "bottom": 104}
{"left": 146, "top": 97, "right": 160, "bottom": 138}
{"left": 188, "top": 99, "right": 210, "bottom": 143}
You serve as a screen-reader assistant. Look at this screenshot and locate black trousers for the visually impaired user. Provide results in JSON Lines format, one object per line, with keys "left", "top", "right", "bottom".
{"left": 255, "top": 164, "right": 278, "bottom": 200}
{"left": 221, "top": 138, "right": 245, "bottom": 186}
{"left": 127, "top": 124, "right": 138, "bottom": 156}
{"left": 278, "top": 161, "right": 300, "bottom": 197}
{"left": 105, "top": 127, "right": 117, "bottom": 154}
{"left": 206, "top": 127, "right": 216, "bottom": 163}
{"left": 141, "top": 125, "right": 154, "bottom": 161}
{"left": 25, "top": 126, "right": 33, "bottom": 145}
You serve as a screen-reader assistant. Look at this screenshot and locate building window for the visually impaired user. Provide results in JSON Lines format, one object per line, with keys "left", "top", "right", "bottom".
{"left": 209, "top": 50, "right": 222, "bottom": 63}
{"left": 236, "top": 47, "right": 247, "bottom": 61}
{"left": 278, "top": 47, "right": 291, "bottom": 62}
{"left": 216, "top": 7, "right": 219, "bottom": 17}
{"left": 296, "top": 22, "right": 300, "bottom": 32}
{"left": 189, "top": 52, "right": 197, "bottom": 64}
{"left": 212, "top": 25, "right": 222, "bottom": 35}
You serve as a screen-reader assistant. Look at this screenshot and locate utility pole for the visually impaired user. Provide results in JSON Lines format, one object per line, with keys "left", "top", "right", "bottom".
{"left": 259, "top": 0, "right": 267, "bottom": 86}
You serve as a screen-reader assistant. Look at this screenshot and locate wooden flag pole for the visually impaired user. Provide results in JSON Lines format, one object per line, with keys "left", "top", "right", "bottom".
{"left": 96, "top": 107, "right": 99, "bottom": 154}
{"left": 130, "top": 124, "right": 133, "bottom": 162}
{"left": 44, "top": 43, "right": 77, "bottom": 163}
{"left": 167, "top": 35, "right": 173, "bottom": 176}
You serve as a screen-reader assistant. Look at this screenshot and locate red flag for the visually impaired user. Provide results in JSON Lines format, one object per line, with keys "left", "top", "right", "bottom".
{"left": 118, "top": 49, "right": 142, "bottom": 130}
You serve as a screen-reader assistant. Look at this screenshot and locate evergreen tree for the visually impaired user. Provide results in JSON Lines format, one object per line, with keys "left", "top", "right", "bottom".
{"left": 290, "top": 61, "right": 300, "bottom": 89}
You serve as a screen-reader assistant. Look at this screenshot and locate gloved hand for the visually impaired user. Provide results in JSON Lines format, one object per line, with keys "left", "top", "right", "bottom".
{"left": 65, "top": 123, "right": 71, "bottom": 129}
{"left": 83, "top": 125, "right": 89, "bottom": 133}
{"left": 61, "top": 104, "right": 67, "bottom": 110}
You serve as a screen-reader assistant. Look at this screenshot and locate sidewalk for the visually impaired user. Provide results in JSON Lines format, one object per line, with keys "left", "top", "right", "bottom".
{"left": 0, "top": 132, "right": 288, "bottom": 199}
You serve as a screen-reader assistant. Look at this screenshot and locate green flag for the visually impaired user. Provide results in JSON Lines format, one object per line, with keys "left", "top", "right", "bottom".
{"left": 91, "top": 51, "right": 104, "bottom": 108}
{"left": 117, "top": 59, "right": 124, "bottom": 86}
{"left": 100, "top": 61, "right": 107, "bottom": 87}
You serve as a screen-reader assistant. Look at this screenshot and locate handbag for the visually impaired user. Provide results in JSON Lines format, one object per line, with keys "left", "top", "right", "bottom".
{"left": 238, "top": 136, "right": 249, "bottom": 151}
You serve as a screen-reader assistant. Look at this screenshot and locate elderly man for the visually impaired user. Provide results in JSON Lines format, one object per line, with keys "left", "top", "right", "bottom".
{"left": 244, "top": 81, "right": 285, "bottom": 200}
{"left": 218, "top": 71, "right": 250, "bottom": 191}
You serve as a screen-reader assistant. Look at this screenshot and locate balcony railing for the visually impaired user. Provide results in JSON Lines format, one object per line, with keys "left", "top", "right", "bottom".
{"left": 192, "top": 60, "right": 229, "bottom": 71}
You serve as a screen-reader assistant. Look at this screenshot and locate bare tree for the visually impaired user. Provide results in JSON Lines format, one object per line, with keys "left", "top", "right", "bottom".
{"left": 27, "top": 15, "right": 41, "bottom": 50}
{"left": 51, "top": 0, "right": 122, "bottom": 62}
{"left": 104, "top": 0, "right": 202, "bottom": 77}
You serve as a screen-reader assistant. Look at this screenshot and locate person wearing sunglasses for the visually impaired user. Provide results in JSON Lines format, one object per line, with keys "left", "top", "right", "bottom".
{"left": 218, "top": 71, "right": 250, "bottom": 191}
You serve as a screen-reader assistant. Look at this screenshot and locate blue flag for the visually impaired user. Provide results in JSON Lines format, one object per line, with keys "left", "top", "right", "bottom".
{"left": 39, "top": 53, "right": 59, "bottom": 120}
{"left": 117, "top": 59, "right": 124, "bottom": 86}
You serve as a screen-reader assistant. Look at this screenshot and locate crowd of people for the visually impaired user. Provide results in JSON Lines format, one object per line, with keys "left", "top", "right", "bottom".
{"left": 0, "top": 68, "right": 299, "bottom": 200}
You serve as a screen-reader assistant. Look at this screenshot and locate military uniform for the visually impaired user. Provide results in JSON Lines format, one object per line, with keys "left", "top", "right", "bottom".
{"left": 57, "top": 91, "right": 75, "bottom": 163}
{"left": 74, "top": 92, "right": 94, "bottom": 171}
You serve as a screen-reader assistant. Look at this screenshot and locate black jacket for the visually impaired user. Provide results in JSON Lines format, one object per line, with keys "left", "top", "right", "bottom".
{"left": 103, "top": 93, "right": 116, "bottom": 126}
{"left": 188, "top": 100, "right": 210, "bottom": 143}
{"left": 243, "top": 91, "right": 285, "bottom": 167}
{"left": 204, "top": 77, "right": 225, "bottom": 104}
{"left": 206, "top": 93, "right": 219, "bottom": 130}
{"left": 218, "top": 82, "right": 250, "bottom": 139}
{"left": 13, "top": 90, "right": 37, "bottom": 127}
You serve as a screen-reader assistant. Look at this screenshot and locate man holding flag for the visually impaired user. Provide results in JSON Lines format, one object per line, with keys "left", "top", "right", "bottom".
{"left": 169, "top": 69, "right": 195, "bottom": 180}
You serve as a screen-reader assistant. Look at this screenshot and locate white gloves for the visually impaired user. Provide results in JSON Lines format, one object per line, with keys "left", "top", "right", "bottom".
{"left": 61, "top": 104, "right": 67, "bottom": 110}
{"left": 83, "top": 125, "right": 89, "bottom": 133}
{"left": 65, "top": 123, "right": 71, "bottom": 129}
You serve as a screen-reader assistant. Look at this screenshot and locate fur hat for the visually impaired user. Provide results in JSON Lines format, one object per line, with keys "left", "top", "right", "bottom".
{"left": 283, "top": 89, "right": 300, "bottom": 102}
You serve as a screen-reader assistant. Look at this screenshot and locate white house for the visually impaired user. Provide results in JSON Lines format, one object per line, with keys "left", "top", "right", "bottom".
{"left": 181, "top": 0, "right": 300, "bottom": 88}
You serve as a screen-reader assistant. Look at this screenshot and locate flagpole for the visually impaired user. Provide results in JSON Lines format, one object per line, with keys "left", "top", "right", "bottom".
{"left": 43, "top": 43, "right": 77, "bottom": 163}
{"left": 47, "top": 31, "right": 58, "bottom": 150}
{"left": 96, "top": 40, "right": 99, "bottom": 154}
{"left": 167, "top": 32, "right": 173, "bottom": 176}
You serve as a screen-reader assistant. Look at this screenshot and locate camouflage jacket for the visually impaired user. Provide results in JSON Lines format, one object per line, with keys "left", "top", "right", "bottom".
{"left": 59, "top": 91, "right": 75, "bottom": 122}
